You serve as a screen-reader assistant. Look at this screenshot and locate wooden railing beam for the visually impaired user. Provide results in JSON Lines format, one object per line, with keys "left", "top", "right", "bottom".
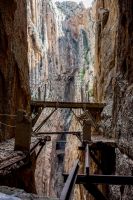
{"left": 31, "top": 101, "right": 105, "bottom": 111}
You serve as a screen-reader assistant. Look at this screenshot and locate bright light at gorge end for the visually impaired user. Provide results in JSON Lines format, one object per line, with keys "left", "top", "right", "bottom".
{"left": 53, "top": 0, "right": 93, "bottom": 8}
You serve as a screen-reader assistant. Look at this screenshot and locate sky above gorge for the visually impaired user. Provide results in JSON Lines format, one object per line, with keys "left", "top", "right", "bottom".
{"left": 54, "top": 0, "right": 93, "bottom": 8}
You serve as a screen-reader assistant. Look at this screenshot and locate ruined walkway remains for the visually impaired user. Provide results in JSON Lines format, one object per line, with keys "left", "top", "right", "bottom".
{"left": 0, "top": 101, "right": 133, "bottom": 200}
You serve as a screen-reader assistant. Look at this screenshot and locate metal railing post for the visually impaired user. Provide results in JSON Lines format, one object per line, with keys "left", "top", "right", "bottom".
{"left": 85, "top": 144, "right": 90, "bottom": 175}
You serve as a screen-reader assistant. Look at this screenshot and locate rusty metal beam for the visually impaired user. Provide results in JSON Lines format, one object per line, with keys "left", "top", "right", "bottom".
{"left": 36, "top": 131, "right": 81, "bottom": 136}
{"left": 31, "top": 101, "right": 105, "bottom": 111}
{"left": 35, "top": 138, "right": 50, "bottom": 159}
{"left": 32, "top": 107, "right": 43, "bottom": 127}
{"left": 33, "top": 108, "right": 57, "bottom": 133}
{"left": 30, "top": 136, "right": 51, "bottom": 155}
{"left": 84, "top": 183, "right": 108, "bottom": 200}
{"left": 60, "top": 160, "right": 79, "bottom": 200}
{"left": 35, "top": 131, "right": 82, "bottom": 142}
{"left": 85, "top": 144, "right": 90, "bottom": 175}
{"left": 63, "top": 174, "right": 133, "bottom": 185}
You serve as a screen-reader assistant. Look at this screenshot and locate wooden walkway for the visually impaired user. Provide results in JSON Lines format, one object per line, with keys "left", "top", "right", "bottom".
{"left": 0, "top": 136, "right": 51, "bottom": 174}
{"left": 2, "top": 100, "right": 132, "bottom": 200}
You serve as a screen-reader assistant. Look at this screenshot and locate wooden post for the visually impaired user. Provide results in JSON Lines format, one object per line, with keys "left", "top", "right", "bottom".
{"left": 14, "top": 110, "right": 31, "bottom": 152}
{"left": 83, "top": 119, "right": 91, "bottom": 142}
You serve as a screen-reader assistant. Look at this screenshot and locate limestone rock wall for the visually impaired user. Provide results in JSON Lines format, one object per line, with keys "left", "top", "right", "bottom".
{"left": 0, "top": 0, "right": 35, "bottom": 194}
{"left": 28, "top": 0, "right": 95, "bottom": 197}
{"left": 64, "top": 111, "right": 87, "bottom": 200}
{"left": 28, "top": 0, "right": 95, "bottom": 102}
{"left": 0, "top": 0, "right": 30, "bottom": 141}
{"left": 94, "top": 0, "right": 133, "bottom": 199}
{"left": 64, "top": 2, "right": 97, "bottom": 200}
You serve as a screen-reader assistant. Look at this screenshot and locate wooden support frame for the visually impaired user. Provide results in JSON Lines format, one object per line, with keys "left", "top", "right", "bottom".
{"left": 35, "top": 138, "right": 50, "bottom": 159}
{"left": 81, "top": 110, "right": 99, "bottom": 131}
{"left": 15, "top": 110, "right": 32, "bottom": 152}
{"left": 32, "top": 107, "right": 43, "bottom": 127}
{"left": 34, "top": 131, "right": 82, "bottom": 142}
{"left": 31, "top": 101, "right": 105, "bottom": 112}
{"left": 78, "top": 139, "right": 117, "bottom": 150}
{"left": 36, "top": 131, "right": 81, "bottom": 136}
{"left": 33, "top": 108, "right": 57, "bottom": 133}
{"left": 0, "top": 136, "right": 51, "bottom": 171}
{"left": 83, "top": 120, "right": 92, "bottom": 141}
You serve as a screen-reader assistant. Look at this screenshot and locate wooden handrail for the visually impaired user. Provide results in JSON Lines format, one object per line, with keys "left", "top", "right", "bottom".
{"left": 31, "top": 101, "right": 105, "bottom": 110}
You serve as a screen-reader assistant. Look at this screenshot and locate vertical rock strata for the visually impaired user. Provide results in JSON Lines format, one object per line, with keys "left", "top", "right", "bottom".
{"left": 0, "top": 0, "right": 36, "bottom": 195}
{"left": 28, "top": 0, "right": 95, "bottom": 102}
{"left": 28, "top": 0, "right": 95, "bottom": 197}
{"left": 0, "top": 0, "right": 132, "bottom": 199}
{"left": 1, "top": 0, "right": 132, "bottom": 199}
{"left": 94, "top": 0, "right": 133, "bottom": 199}
{"left": 0, "top": 0, "right": 30, "bottom": 140}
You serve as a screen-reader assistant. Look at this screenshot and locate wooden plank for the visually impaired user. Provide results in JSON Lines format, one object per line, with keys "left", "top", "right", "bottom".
{"left": 78, "top": 136, "right": 117, "bottom": 150}
{"left": 31, "top": 101, "right": 105, "bottom": 111}
{"left": 15, "top": 110, "right": 31, "bottom": 152}
{"left": 83, "top": 120, "right": 91, "bottom": 141}
{"left": 35, "top": 131, "right": 81, "bottom": 135}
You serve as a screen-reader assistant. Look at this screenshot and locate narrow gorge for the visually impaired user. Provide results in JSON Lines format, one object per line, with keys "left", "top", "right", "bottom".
{"left": 0, "top": 0, "right": 133, "bottom": 200}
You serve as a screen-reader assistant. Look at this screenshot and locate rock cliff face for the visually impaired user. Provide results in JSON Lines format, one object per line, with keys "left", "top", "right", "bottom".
{"left": 28, "top": 0, "right": 95, "bottom": 197}
{"left": 28, "top": 0, "right": 95, "bottom": 102}
{"left": 94, "top": 0, "right": 133, "bottom": 199}
{"left": 0, "top": 0, "right": 30, "bottom": 141}
{"left": 0, "top": 0, "right": 36, "bottom": 195}
{"left": 1, "top": 0, "right": 132, "bottom": 199}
